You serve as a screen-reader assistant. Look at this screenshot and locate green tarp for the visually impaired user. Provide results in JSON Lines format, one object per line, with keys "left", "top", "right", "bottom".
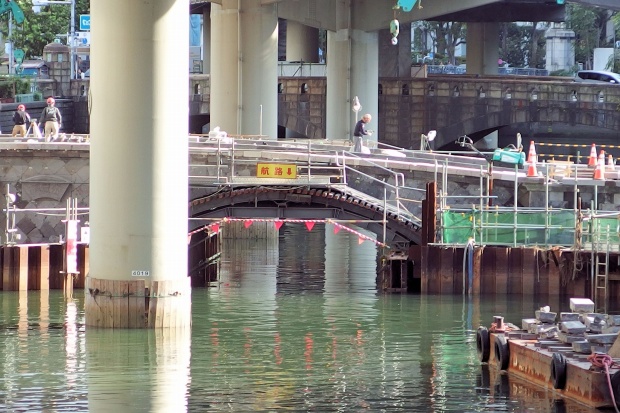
{"left": 441, "top": 210, "right": 619, "bottom": 246}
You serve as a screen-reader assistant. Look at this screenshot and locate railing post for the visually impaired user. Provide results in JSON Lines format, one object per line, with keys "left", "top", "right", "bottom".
{"left": 307, "top": 140, "right": 311, "bottom": 183}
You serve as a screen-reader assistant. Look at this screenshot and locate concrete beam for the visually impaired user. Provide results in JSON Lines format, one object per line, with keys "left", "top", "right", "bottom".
{"left": 273, "top": 0, "right": 568, "bottom": 33}
{"left": 432, "top": 3, "right": 565, "bottom": 23}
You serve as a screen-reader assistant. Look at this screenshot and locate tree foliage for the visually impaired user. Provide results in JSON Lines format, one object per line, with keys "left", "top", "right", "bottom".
{"left": 1, "top": 0, "right": 89, "bottom": 60}
{"left": 566, "top": 4, "right": 614, "bottom": 70}
{"left": 413, "top": 21, "right": 465, "bottom": 65}
{"left": 499, "top": 22, "right": 548, "bottom": 68}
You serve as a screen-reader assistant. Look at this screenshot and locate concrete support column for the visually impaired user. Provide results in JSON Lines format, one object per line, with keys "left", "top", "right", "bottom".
{"left": 211, "top": 0, "right": 278, "bottom": 139}
{"left": 202, "top": 8, "right": 211, "bottom": 74}
{"left": 466, "top": 22, "right": 499, "bottom": 76}
{"left": 286, "top": 21, "right": 319, "bottom": 63}
{"left": 88, "top": 0, "right": 190, "bottom": 328}
{"left": 326, "top": 1, "right": 378, "bottom": 142}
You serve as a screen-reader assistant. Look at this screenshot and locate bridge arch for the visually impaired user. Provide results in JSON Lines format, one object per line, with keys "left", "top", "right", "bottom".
{"left": 189, "top": 186, "right": 421, "bottom": 246}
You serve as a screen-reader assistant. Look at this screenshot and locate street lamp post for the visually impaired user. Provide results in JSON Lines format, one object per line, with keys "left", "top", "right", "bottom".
{"left": 352, "top": 96, "right": 361, "bottom": 142}
{"left": 32, "top": 0, "right": 76, "bottom": 79}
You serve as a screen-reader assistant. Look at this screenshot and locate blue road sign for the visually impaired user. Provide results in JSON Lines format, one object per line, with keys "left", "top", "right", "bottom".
{"left": 80, "top": 14, "right": 90, "bottom": 31}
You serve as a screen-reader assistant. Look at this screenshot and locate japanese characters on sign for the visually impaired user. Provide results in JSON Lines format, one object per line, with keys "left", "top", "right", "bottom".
{"left": 256, "top": 163, "right": 298, "bottom": 179}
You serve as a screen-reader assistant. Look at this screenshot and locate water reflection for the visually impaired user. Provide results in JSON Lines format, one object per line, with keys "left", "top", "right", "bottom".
{"left": 0, "top": 225, "right": 606, "bottom": 412}
{"left": 86, "top": 327, "right": 191, "bottom": 412}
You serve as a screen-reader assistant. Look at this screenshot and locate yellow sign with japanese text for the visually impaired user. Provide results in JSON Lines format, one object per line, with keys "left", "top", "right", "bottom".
{"left": 256, "top": 163, "right": 297, "bottom": 179}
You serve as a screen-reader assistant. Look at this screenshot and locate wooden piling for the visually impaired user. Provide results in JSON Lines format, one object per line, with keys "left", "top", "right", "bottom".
{"left": 2, "top": 246, "right": 29, "bottom": 291}
{"left": 84, "top": 276, "right": 189, "bottom": 328}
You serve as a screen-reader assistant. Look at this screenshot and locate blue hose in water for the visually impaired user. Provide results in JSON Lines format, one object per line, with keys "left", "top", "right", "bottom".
{"left": 462, "top": 239, "right": 474, "bottom": 295}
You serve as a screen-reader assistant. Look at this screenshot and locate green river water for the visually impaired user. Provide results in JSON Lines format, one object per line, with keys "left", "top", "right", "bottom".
{"left": 0, "top": 224, "right": 600, "bottom": 412}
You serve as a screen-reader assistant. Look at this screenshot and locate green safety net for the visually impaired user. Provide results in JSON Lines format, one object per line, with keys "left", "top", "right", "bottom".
{"left": 442, "top": 210, "right": 579, "bottom": 246}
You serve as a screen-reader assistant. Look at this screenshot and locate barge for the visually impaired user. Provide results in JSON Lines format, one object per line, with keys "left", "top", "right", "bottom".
{"left": 477, "top": 299, "right": 620, "bottom": 409}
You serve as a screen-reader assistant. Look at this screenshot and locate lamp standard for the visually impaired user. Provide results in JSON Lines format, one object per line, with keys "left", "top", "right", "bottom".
{"left": 32, "top": 0, "right": 76, "bottom": 79}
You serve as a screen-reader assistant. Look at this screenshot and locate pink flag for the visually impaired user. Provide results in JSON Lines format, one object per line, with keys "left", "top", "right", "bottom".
{"left": 275, "top": 221, "right": 284, "bottom": 230}
{"left": 211, "top": 223, "right": 220, "bottom": 233}
{"left": 333, "top": 225, "right": 341, "bottom": 234}
{"left": 244, "top": 220, "right": 253, "bottom": 228}
{"left": 358, "top": 237, "right": 365, "bottom": 245}
{"left": 305, "top": 222, "right": 315, "bottom": 231}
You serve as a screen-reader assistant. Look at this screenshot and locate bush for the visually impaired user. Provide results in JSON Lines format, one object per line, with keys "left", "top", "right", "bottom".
{"left": 0, "top": 76, "right": 31, "bottom": 98}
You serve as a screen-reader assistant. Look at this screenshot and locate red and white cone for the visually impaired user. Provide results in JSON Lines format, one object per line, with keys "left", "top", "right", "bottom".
{"left": 608, "top": 154, "right": 615, "bottom": 172}
{"left": 527, "top": 141, "right": 538, "bottom": 177}
{"left": 588, "top": 143, "right": 598, "bottom": 167}
{"left": 594, "top": 150, "right": 605, "bottom": 180}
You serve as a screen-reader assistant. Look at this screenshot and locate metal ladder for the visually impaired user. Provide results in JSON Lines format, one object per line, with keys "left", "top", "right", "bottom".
{"left": 593, "top": 224, "right": 610, "bottom": 314}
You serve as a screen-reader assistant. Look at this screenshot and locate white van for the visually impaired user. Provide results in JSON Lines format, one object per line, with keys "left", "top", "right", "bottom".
{"left": 576, "top": 70, "right": 620, "bottom": 84}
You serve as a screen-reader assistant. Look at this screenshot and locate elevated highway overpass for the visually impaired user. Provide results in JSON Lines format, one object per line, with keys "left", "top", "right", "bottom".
{"left": 198, "top": 0, "right": 620, "bottom": 28}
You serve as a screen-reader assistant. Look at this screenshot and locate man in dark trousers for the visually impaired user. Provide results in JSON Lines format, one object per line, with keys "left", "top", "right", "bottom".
{"left": 12, "top": 104, "right": 31, "bottom": 139}
{"left": 353, "top": 113, "right": 372, "bottom": 152}
{"left": 40, "top": 97, "right": 62, "bottom": 142}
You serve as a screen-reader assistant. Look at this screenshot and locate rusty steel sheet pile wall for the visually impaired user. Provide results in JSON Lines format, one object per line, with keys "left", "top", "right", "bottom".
{"left": 414, "top": 245, "right": 597, "bottom": 299}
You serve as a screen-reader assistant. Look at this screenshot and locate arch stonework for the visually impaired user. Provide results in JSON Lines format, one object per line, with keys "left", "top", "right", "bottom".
{"left": 189, "top": 186, "right": 421, "bottom": 245}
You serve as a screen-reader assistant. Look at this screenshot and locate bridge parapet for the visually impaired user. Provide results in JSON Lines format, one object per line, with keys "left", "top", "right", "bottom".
{"left": 190, "top": 74, "right": 620, "bottom": 150}
{"left": 378, "top": 76, "right": 620, "bottom": 150}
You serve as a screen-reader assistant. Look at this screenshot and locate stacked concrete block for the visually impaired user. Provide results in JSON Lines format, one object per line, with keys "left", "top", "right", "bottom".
{"left": 569, "top": 298, "right": 595, "bottom": 313}
{"left": 517, "top": 298, "right": 618, "bottom": 355}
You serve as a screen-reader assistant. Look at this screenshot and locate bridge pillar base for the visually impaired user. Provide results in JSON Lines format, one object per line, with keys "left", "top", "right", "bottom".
{"left": 85, "top": 276, "right": 191, "bottom": 329}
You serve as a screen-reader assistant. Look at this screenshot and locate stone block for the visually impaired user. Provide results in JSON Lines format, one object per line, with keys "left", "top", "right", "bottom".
{"left": 570, "top": 298, "right": 594, "bottom": 313}
{"left": 530, "top": 322, "right": 553, "bottom": 334}
{"left": 560, "top": 321, "right": 586, "bottom": 334}
{"left": 522, "top": 318, "right": 538, "bottom": 331}
{"left": 607, "top": 315, "right": 620, "bottom": 326}
{"left": 603, "top": 326, "right": 620, "bottom": 334}
{"left": 558, "top": 331, "right": 586, "bottom": 343}
{"left": 589, "top": 323, "right": 605, "bottom": 334}
{"left": 536, "top": 325, "right": 558, "bottom": 338}
{"left": 560, "top": 312, "right": 580, "bottom": 322}
{"left": 586, "top": 333, "right": 618, "bottom": 345}
{"left": 538, "top": 340, "right": 560, "bottom": 349}
{"left": 535, "top": 310, "right": 557, "bottom": 323}
{"left": 590, "top": 344, "right": 612, "bottom": 354}
{"left": 572, "top": 340, "right": 591, "bottom": 354}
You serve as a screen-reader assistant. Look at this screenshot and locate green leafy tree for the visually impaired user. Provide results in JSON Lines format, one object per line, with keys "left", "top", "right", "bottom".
{"left": 500, "top": 23, "right": 529, "bottom": 68}
{"left": 1, "top": 0, "right": 89, "bottom": 60}
{"left": 422, "top": 21, "right": 465, "bottom": 65}
{"left": 605, "top": 12, "right": 620, "bottom": 72}
{"left": 566, "top": 4, "right": 612, "bottom": 70}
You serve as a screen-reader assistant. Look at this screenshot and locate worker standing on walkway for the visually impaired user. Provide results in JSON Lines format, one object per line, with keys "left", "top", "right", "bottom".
{"left": 12, "top": 104, "right": 31, "bottom": 139}
{"left": 40, "top": 97, "right": 62, "bottom": 142}
{"left": 353, "top": 114, "right": 372, "bottom": 152}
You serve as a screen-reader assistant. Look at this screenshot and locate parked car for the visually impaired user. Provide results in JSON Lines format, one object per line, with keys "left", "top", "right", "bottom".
{"left": 575, "top": 70, "right": 620, "bottom": 84}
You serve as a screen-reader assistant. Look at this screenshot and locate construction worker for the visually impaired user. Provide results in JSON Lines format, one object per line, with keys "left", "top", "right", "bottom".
{"left": 12, "top": 104, "right": 31, "bottom": 138}
{"left": 40, "top": 97, "right": 62, "bottom": 142}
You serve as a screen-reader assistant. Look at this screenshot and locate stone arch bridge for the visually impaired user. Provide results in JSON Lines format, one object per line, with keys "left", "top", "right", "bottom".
{"left": 190, "top": 74, "right": 620, "bottom": 155}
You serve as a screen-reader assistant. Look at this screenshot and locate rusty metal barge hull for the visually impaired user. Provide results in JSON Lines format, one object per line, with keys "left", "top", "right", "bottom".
{"left": 488, "top": 332, "right": 616, "bottom": 408}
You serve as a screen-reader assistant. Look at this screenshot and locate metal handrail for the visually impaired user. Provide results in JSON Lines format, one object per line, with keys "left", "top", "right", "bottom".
{"left": 335, "top": 151, "right": 419, "bottom": 223}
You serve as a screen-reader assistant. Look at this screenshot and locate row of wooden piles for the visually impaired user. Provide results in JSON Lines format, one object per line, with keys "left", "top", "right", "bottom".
{"left": 0, "top": 244, "right": 89, "bottom": 292}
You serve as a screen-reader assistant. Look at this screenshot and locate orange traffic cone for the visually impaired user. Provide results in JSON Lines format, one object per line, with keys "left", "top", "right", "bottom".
{"left": 588, "top": 143, "right": 598, "bottom": 167}
{"left": 527, "top": 141, "right": 538, "bottom": 177}
{"left": 594, "top": 150, "right": 605, "bottom": 180}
